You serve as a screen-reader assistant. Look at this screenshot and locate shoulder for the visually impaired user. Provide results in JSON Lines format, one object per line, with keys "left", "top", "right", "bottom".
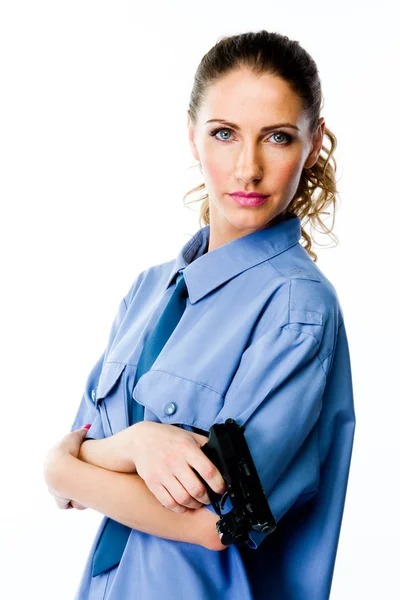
{"left": 267, "top": 243, "right": 343, "bottom": 324}
{"left": 254, "top": 245, "right": 343, "bottom": 360}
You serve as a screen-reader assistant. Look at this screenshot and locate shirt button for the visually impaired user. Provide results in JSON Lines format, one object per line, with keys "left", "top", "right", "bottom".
{"left": 164, "top": 402, "right": 177, "bottom": 416}
{"left": 91, "top": 389, "right": 96, "bottom": 402}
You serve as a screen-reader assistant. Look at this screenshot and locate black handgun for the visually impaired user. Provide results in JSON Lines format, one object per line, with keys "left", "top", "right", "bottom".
{"left": 197, "top": 418, "right": 276, "bottom": 547}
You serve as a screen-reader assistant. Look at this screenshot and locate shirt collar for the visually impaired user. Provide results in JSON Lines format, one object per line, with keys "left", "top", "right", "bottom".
{"left": 165, "top": 214, "right": 302, "bottom": 304}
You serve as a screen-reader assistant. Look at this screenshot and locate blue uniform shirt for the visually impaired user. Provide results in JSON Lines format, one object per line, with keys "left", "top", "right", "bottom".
{"left": 70, "top": 214, "right": 356, "bottom": 599}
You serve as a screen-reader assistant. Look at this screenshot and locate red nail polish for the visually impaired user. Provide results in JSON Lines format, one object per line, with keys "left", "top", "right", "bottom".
{"left": 83, "top": 424, "right": 91, "bottom": 430}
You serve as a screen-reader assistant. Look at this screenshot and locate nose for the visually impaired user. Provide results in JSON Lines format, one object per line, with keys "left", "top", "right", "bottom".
{"left": 235, "top": 146, "right": 264, "bottom": 183}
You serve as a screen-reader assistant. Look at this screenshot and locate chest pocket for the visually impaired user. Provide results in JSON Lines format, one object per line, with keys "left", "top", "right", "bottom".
{"left": 133, "top": 369, "right": 225, "bottom": 431}
{"left": 95, "top": 361, "right": 128, "bottom": 436}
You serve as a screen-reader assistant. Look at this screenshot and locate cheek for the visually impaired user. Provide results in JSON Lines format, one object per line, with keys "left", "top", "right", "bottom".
{"left": 272, "top": 158, "right": 302, "bottom": 188}
{"left": 202, "top": 157, "right": 230, "bottom": 188}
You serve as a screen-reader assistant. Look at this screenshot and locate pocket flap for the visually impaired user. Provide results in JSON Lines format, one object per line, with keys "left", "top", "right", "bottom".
{"left": 133, "top": 369, "right": 224, "bottom": 430}
{"left": 96, "top": 361, "right": 126, "bottom": 405}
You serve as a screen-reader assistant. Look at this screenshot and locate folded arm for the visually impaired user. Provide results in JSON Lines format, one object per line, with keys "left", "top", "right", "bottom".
{"left": 78, "top": 430, "right": 137, "bottom": 474}
{"left": 45, "top": 449, "right": 226, "bottom": 552}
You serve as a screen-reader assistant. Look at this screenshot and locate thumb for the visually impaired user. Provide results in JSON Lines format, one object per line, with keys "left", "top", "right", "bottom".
{"left": 77, "top": 424, "right": 91, "bottom": 437}
{"left": 190, "top": 431, "right": 209, "bottom": 447}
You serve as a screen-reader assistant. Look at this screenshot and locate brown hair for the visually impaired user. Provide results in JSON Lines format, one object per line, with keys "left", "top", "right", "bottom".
{"left": 183, "top": 30, "right": 339, "bottom": 262}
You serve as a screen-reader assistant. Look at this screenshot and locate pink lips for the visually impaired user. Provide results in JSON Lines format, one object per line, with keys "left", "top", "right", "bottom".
{"left": 229, "top": 193, "right": 270, "bottom": 207}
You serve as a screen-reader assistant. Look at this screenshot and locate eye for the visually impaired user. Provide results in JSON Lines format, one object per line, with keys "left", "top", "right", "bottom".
{"left": 210, "top": 127, "right": 233, "bottom": 142}
{"left": 270, "top": 132, "right": 293, "bottom": 145}
{"left": 209, "top": 127, "right": 293, "bottom": 145}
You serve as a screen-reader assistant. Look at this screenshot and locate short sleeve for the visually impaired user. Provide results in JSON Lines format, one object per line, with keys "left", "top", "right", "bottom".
{"left": 205, "top": 320, "right": 330, "bottom": 549}
{"left": 69, "top": 349, "right": 108, "bottom": 441}
{"left": 69, "top": 271, "right": 145, "bottom": 440}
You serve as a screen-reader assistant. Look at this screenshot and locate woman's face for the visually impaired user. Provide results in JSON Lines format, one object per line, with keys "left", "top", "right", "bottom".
{"left": 188, "top": 68, "right": 325, "bottom": 250}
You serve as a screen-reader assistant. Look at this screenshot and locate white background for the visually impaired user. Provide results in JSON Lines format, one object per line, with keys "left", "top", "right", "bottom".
{"left": 1, "top": 1, "right": 399, "bottom": 598}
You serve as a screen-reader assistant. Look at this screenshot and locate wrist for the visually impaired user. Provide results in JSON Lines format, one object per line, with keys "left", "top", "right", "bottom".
{"left": 191, "top": 506, "right": 226, "bottom": 551}
{"left": 78, "top": 432, "right": 137, "bottom": 473}
{"left": 108, "top": 428, "right": 138, "bottom": 473}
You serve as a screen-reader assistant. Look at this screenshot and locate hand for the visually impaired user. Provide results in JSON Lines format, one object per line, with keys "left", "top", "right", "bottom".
{"left": 130, "top": 421, "right": 227, "bottom": 514}
{"left": 44, "top": 425, "right": 92, "bottom": 510}
{"left": 46, "top": 481, "right": 87, "bottom": 510}
{"left": 54, "top": 425, "right": 92, "bottom": 460}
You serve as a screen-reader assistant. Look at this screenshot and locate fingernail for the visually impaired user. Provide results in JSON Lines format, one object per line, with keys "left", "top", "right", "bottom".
{"left": 83, "top": 424, "right": 91, "bottom": 430}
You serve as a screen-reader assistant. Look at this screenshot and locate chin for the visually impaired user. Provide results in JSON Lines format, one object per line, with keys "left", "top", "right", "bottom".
{"left": 227, "top": 211, "right": 272, "bottom": 232}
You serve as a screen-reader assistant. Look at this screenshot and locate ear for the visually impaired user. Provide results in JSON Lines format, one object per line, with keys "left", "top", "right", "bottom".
{"left": 303, "top": 117, "right": 325, "bottom": 170}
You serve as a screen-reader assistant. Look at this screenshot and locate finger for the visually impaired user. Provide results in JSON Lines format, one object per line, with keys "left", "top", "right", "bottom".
{"left": 76, "top": 425, "right": 91, "bottom": 438}
{"left": 188, "top": 432, "right": 209, "bottom": 446}
{"left": 70, "top": 500, "right": 87, "bottom": 510}
{"left": 167, "top": 473, "right": 204, "bottom": 509}
{"left": 189, "top": 453, "right": 227, "bottom": 496}
{"left": 173, "top": 466, "right": 209, "bottom": 507}
{"left": 148, "top": 482, "right": 188, "bottom": 514}
{"left": 55, "top": 497, "right": 72, "bottom": 509}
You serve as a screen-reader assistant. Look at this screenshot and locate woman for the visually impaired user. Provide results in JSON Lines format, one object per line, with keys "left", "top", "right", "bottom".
{"left": 44, "top": 30, "right": 356, "bottom": 599}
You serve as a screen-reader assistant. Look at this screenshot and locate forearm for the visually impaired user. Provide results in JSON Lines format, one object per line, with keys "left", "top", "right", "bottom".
{"left": 46, "top": 451, "right": 224, "bottom": 551}
{"left": 78, "top": 434, "right": 136, "bottom": 474}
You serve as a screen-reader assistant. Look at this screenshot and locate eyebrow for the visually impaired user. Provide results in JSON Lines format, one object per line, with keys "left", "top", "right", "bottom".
{"left": 205, "top": 119, "right": 300, "bottom": 132}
